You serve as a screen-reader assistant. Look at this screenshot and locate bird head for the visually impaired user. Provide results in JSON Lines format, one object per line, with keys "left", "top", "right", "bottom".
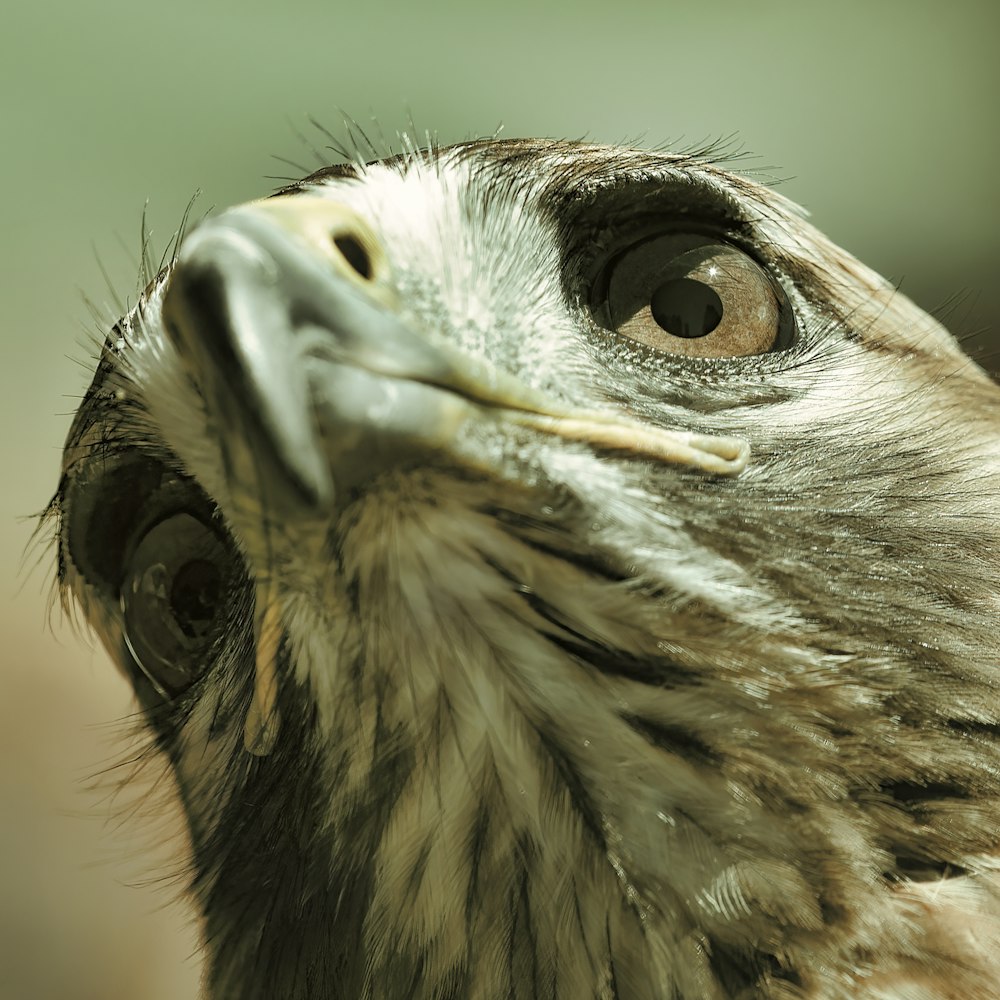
{"left": 50, "top": 140, "right": 1000, "bottom": 999}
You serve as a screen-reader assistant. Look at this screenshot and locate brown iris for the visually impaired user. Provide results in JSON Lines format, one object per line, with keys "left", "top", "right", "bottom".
{"left": 601, "top": 234, "right": 790, "bottom": 358}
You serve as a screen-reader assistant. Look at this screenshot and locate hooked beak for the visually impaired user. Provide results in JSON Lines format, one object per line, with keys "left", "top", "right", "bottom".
{"left": 162, "top": 194, "right": 749, "bottom": 517}
{"left": 161, "top": 193, "right": 750, "bottom": 756}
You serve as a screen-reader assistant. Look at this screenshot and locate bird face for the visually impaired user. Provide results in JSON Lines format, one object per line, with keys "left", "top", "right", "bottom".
{"left": 50, "top": 140, "right": 1000, "bottom": 999}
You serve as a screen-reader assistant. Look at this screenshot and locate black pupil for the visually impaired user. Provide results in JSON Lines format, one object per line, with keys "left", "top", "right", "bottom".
{"left": 170, "top": 558, "right": 222, "bottom": 639}
{"left": 650, "top": 278, "right": 723, "bottom": 338}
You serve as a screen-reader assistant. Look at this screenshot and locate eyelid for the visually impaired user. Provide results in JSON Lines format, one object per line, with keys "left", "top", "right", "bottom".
{"left": 580, "top": 216, "right": 754, "bottom": 299}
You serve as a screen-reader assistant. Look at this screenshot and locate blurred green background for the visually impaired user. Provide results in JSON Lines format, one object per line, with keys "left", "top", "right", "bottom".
{"left": 2, "top": 1, "right": 996, "bottom": 998}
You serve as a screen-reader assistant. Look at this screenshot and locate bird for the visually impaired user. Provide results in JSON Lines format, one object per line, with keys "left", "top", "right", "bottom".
{"left": 46, "top": 137, "right": 1000, "bottom": 1000}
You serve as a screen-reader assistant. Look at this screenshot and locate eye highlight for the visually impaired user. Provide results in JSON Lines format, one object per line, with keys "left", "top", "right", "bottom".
{"left": 593, "top": 233, "right": 795, "bottom": 358}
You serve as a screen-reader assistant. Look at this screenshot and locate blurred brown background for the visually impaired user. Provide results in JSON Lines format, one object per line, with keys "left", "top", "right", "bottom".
{"left": 2, "top": 1, "right": 997, "bottom": 998}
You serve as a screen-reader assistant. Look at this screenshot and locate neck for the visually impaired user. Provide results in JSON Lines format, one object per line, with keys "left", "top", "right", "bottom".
{"left": 187, "top": 501, "right": 982, "bottom": 999}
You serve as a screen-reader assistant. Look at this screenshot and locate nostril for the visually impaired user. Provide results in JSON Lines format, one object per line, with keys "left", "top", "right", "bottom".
{"left": 333, "top": 233, "right": 372, "bottom": 281}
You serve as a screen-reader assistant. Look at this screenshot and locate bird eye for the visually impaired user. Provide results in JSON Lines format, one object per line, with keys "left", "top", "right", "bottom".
{"left": 120, "top": 513, "right": 234, "bottom": 698}
{"left": 595, "top": 233, "right": 794, "bottom": 358}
